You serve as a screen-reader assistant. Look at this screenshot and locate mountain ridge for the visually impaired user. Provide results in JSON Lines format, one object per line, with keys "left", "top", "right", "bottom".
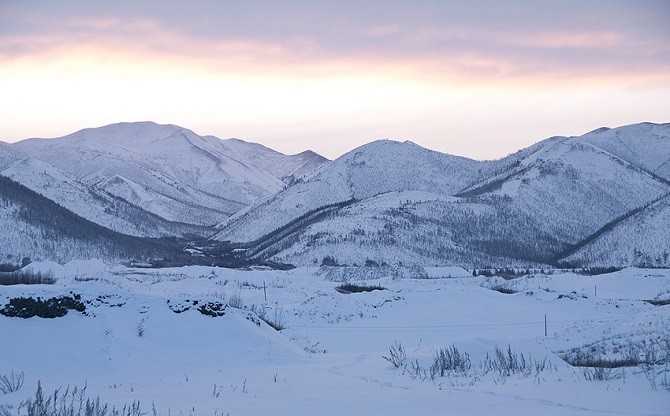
{"left": 211, "top": 122, "right": 670, "bottom": 268}
{"left": 0, "top": 121, "right": 667, "bottom": 267}
{"left": 3, "top": 122, "right": 328, "bottom": 237}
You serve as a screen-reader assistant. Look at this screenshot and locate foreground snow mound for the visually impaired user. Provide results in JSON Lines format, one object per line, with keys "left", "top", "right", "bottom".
{"left": 1, "top": 266, "right": 669, "bottom": 415}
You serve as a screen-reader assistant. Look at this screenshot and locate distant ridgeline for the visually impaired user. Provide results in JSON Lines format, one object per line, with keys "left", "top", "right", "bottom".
{"left": 1, "top": 121, "right": 668, "bottom": 268}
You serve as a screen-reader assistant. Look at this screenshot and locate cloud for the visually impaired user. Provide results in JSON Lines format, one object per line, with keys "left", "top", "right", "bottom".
{"left": 1, "top": 0, "right": 668, "bottom": 159}
{"left": 2, "top": 0, "right": 668, "bottom": 84}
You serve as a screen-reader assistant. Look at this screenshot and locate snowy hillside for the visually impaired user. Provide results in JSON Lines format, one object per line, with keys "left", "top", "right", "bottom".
{"left": 463, "top": 136, "right": 669, "bottom": 242}
{"left": 213, "top": 123, "right": 670, "bottom": 268}
{"left": 1, "top": 158, "right": 209, "bottom": 238}
{"left": 560, "top": 193, "right": 670, "bottom": 267}
{"left": 1, "top": 121, "right": 668, "bottom": 267}
{"left": 581, "top": 122, "right": 670, "bottom": 181}
{"left": 213, "top": 140, "right": 482, "bottom": 242}
{"left": 0, "top": 175, "right": 178, "bottom": 263}
{"left": 1, "top": 265, "right": 668, "bottom": 415}
{"left": 6, "top": 122, "right": 327, "bottom": 234}
{"left": 220, "top": 138, "right": 328, "bottom": 182}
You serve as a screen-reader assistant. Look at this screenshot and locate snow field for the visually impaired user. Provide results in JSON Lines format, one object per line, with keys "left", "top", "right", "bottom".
{"left": 1, "top": 263, "right": 669, "bottom": 415}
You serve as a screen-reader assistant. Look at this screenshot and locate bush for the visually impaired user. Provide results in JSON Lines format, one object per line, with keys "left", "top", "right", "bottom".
{"left": 0, "top": 371, "right": 24, "bottom": 394}
{"left": 390, "top": 343, "right": 555, "bottom": 384}
{"left": 0, "top": 263, "right": 21, "bottom": 273}
{"left": 136, "top": 319, "right": 146, "bottom": 337}
{"left": 0, "top": 270, "right": 55, "bottom": 286}
{"left": 383, "top": 341, "right": 407, "bottom": 368}
{"left": 0, "top": 295, "right": 85, "bottom": 319}
{"left": 580, "top": 366, "right": 623, "bottom": 381}
{"left": 197, "top": 302, "right": 227, "bottom": 317}
{"left": 484, "top": 345, "right": 552, "bottom": 379}
{"left": 336, "top": 283, "right": 385, "bottom": 293}
{"left": 560, "top": 338, "right": 670, "bottom": 389}
{"left": 559, "top": 337, "right": 669, "bottom": 368}
{"left": 9, "top": 381, "right": 142, "bottom": 416}
{"left": 321, "top": 256, "right": 338, "bottom": 266}
{"left": 577, "top": 267, "right": 622, "bottom": 276}
{"left": 227, "top": 292, "right": 244, "bottom": 309}
{"left": 430, "top": 345, "right": 471, "bottom": 377}
{"left": 250, "top": 304, "right": 286, "bottom": 331}
{"left": 489, "top": 285, "right": 517, "bottom": 294}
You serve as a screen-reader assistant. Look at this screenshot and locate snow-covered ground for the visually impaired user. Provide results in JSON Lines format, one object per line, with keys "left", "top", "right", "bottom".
{"left": 1, "top": 262, "right": 669, "bottom": 415}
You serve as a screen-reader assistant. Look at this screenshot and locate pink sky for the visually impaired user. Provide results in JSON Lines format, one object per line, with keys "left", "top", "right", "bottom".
{"left": 1, "top": 0, "right": 668, "bottom": 159}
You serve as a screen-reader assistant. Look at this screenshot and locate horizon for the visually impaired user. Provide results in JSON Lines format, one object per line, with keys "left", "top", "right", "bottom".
{"left": 1, "top": 1, "right": 669, "bottom": 160}
{"left": 3, "top": 119, "right": 667, "bottom": 162}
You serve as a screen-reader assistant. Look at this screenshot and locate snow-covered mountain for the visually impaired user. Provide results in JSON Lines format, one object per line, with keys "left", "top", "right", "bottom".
{"left": 1, "top": 121, "right": 667, "bottom": 267}
{"left": 559, "top": 193, "right": 670, "bottom": 267}
{"left": 2, "top": 122, "right": 327, "bottom": 236}
{"left": 460, "top": 134, "right": 668, "bottom": 244}
{"left": 211, "top": 123, "right": 670, "bottom": 268}
{"left": 0, "top": 174, "right": 177, "bottom": 263}
{"left": 213, "top": 140, "right": 483, "bottom": 242}
{"left": 580, "top": 123, "right": 670, "bottom": 181}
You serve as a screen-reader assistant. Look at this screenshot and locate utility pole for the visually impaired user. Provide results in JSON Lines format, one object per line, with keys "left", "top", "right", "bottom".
{"left": 544, "top": 314, "right": 547, "bottom": 337}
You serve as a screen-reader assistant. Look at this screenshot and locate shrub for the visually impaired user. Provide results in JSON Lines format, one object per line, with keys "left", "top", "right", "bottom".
{"left": 0, "top": 270, "right": 55, "bottom": 286}
{"left": 227, "top": 292, "right": 244, "bottom": 309}
{"left": 12, "top": 381, "right": 142, "bottom": 416}
{"left": 365, "top": 259, "right": 379, "bottom": 267}
{"left": 0, "top": 263, "right": 21, "bottom": 273}
{"left": 580, "top": 366, "right": 623, "bottom": 381}
{"left": 0, "top": 371, "right": 24, "bottom": 394}
{"left": 321, "top": 256, "right": 338, "bottom": 266}
{"left": 0, "top": 295, "right": 85, "bottom": 319}
{"left": 430, "top": 345, "right": 471, "bottom": 377}
{"left": 136, "top": 319, "right": 146, "bottom": 337}
{"left": 336, "top": 283, "right": 385, "bottom": 293}
{"left": 251, "top": 304, "right": 286, "bottom": 331}
{"left": 484, "top": 345, "right": 552, "bottom": 378}
{"left": 578, "top": 267, "right": 622, "bottom": 276}
{"left": 645, "top": 299, "right": 670, "bottom": 306}
{"left": 559, "top": 337, "right": 669, "bottom": 369}
{"left": 392, "top": 343, "right": 555, "bottom": 384}
{"left": 489, "top": 285, "right": 517, "bottom": 294}
{"left": 197, "top": 302, "right": 227, "bottom": 317}
{"left": 383, "top": 341, "right": 407, "bottom": 368}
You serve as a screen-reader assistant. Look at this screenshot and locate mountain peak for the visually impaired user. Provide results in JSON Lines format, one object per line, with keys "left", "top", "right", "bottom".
{"left": 585, "top": 127, "right": 611, "bottom": 135}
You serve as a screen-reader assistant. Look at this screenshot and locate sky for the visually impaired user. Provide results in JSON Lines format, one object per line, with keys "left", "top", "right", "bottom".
{"left": 1, "top": 1, "right": 668, "bottom": 160}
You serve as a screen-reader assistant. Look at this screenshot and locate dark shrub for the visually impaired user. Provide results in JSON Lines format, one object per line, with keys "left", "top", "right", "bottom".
{"left": 336, "top": 283, "right": 385, "bottom": 293}
{"left": 0, "top": 294, "right": 85, "bottom": 318}
{"left": 198, "top": 301, "right": 226, "bottom": 317}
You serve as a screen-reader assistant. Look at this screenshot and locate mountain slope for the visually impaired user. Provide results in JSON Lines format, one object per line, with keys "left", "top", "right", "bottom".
{"left": 212, "top": 123, "right": 670, "bottom": 267}
{"left": 0, "top": 174, "right": 180, "bottom": 263}
{"left": 461, "top": 136, "right": 669, "bottom": 243}
{"left": 6, "top": 122, "right": 328, "bottom": 235}
{"left": 1, "top": 158, "right": 210, "bottom": 238}
{"left": 559, "top": 193, "right": 670, "bottom": 267}
{"left": 2, "top": 121, "right": 667, "bottom": 268}
{"left": 220, "top": 138, "right": 328, "bottom": 182}
{"left": 580, "top": 122, "right": 670, "bottom": 181}
{"left": 213, "top": 140, "right": 482, "bottom": 243}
